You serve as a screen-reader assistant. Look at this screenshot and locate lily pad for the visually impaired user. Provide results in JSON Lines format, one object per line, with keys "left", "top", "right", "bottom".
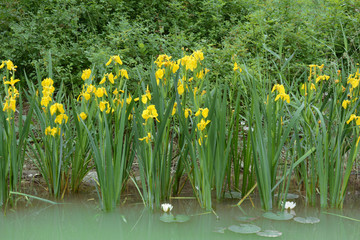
{"left": 235, "top": 216, "right": 258, "bottom": 222}
{"left": 174, "top": 214, "right": 190, "bottom": 223}
{"left": 294, "top": 217, "right": 320, "bottom": 224}
{"left": 224, "top": 191, "right": 242, "bottom": 199}
{"left": 160, "top": 214, "right": 175, "bottom": 223}
{"left": 213, "top": 227, "right": 226, "bottom": 234}
{"left": 256, "top": 230, "right": 282, "bottom": 238}
{"left": 160, "top": 214, "right": 190, "bottom": 223}
{"left": 228, "top": 224, "right": 261, "bottom": 234}
{"left": 263, "top": 212, "right": 294, "bottom": 221}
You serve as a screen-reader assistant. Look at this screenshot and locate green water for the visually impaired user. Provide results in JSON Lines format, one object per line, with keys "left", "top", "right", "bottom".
{"left": 1, "top": 199, "right": 359, "bottom": 240}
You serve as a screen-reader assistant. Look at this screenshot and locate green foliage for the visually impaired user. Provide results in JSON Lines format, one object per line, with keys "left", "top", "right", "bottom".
{"left": 2, "top": 0, "right": 359, "bottom": 94}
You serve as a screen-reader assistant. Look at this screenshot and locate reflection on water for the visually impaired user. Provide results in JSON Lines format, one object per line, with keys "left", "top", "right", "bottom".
{"left": 0, "top": 198, "right": 359, "bottom": 240}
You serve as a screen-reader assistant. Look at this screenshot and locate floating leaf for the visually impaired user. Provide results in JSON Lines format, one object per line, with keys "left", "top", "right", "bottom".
{"left": 160, "top": 213, "right": 175, "bottom": 223}
{"left": 160, "top": 214, "right": 190, "bottom": 223}
{"left": 256, "top": 230, "right": 282, "bottom": 238}
{"left": 213, "top": 227, "right": 226, "bottom": 234}
{"left": 263, "top": 212, "right": 293, "bottom": 221}
{"left": 235, "top": 216, "right": 258, "bottom": 222}
{"left": 174, "top": 214, "right": 190, "bottom": 223}
{"left": 224, "top": 191, "right": 242, "bottom": 199}
{"left": 228, "top": 224, "right": 261, "bottom": 234}
{"left": 294, "top": 217, "right": 320, "bottom": 224}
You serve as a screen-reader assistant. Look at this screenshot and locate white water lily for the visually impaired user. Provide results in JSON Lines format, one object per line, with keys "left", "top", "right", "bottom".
{"left": 161, "top": 203, "right": 173, "bottom": 213}
{"left": 284, "top": 201, "right": 296, "bottom": 210}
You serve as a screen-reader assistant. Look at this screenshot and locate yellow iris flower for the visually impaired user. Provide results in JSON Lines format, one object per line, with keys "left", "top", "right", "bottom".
{"left": 50, "top": 103, "right": 65, "bottom": 116}
{"left": 139, "top": 132, "right": 152, "bottom": 143}
{"left": 54, "top": 114, "right": 68, "bottom": 124}
{"left": 142, "top": 105, "right": 160, "bottom": 122}
{"left": 45, "top": 126, "right": 59, "bottom": 136}
{"left": 81, "top": 69, "right": 91, "bottom": 81}
{"left": 197, "top": 118, "right": 211, "bottom": 131}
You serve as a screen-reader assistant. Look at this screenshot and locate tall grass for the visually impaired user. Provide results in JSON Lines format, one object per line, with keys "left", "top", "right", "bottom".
{"left": 1, "top": 50, "right": 359, "bottom": 212}
{"left": 0, "top": 63, "right": 33, "bottom": 208}
{"left": 83, "top": 93, "right": 134, "bottom": 211}
{"left": 244, "top": 70, "right": 306, "bottom": 210}
{"left": 294, "top": 65, "right": 360, "bottom": 208}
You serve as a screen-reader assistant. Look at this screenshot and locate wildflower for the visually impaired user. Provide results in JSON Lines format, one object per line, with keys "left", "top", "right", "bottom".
{"left": 79, "top": 112, "right": 87, "bottom": 120}
{"left": 170, "top": 62, "right": 179, "bottom": 73}
{"left": 99, "top": 101, "right": 109, "bottom": 112}
{"left": 301, "top": 83, "right": 316, "bottom": 93}
{"left": 271, "top": 84, "right": 285, "bottom": 94}
{"left": 347, "top": 75, "right": 359, "bottom": 89}
{"left": 192, "top": 50, "right": 204, "bottom": 61}
{"left": 5, "top": 60, "right": 16, "bottom": 71}
{"left": 193, "top": 87, "right": 198, "bottom": 97}
{"left": 177, "top": 82, "right": 184, "bottom": 95}
{"left": 154, "top": 54, "right": 172, "bottom": 68}
{"left": 233, "top": 62, "right": 242, "bottom": 72}
{"left": 45, "top": 126, "right": 59, "bottom": 136}
{"left": 50, "top": 103, "right": 65, "bottom": 116}
{"left": 284, "top": 201, "right": 296, "bottom": 210}
{"left": 316, "top": 75, "right": 330, "bottom": 83}
{"left": 180, "top": 55, "right": 197, "bottom": 71}
{"left": 81, "top": 69, "right": 91, "bottom": 81}
{"left": 108, "top": 73, "right": 115, "bottom": 84}
{"left": 41, "top": 96, "right": 52, "bottom": 107}
{"left": 342, "top": 100, "right": 351, "bottom": 109}
{"left": 196, "top": 70, "right": 204, "bottom": 79}
{"left": 0, "top": 61, "right": 4, "bottom": 69}
{"left": 3, "top": 97, "right": 16, "bottom": 112}
{"left": 155, "top": 69, "right": 165, "bottom": 85}
{"left": 184, "top": 108, "right": 192, "bottom": 118}
{"left": 139, "top": 132, "right": 152, "bottom": 143}
{"left": 346, "top": 114, "right": 360, "bottom": 125}
{"left": 272, "top": 84, "right": 290, "bottom": 103}
{"left": 161, "top": 203, "right": 173, "bottom": 213}
{"left": 100, "top": 75, "right": 107, "bottom": 84}
{"left": 197, "top": 118, "right": 211, "bottom": 131}
{"left": 141, "top": 86, "right": 152, "bottom": 104}
{"left": 41, "top": 78, "right": 55, "bottom": 107}
{"left": 42, "top": 78, "right": 54, "bottom": 87}
{"left": 95, "top": 87, "right": 107, "bottom": 98}
{"left": 54, "top": 114, "right": 68, "bottom": 124}
{"left": 81, "top": 92, "right": 91, "bottom": 101}
{"left": 106, "top": 55, "right": 123, "bottom": 66}
{"left": 126, "top": 94, "right": 132, "bottom": 105}
{"left": 4, "top": 76, "right": 20, "bottom": 86}
{"left": 172, "top": 102, "right": 177, "bottom": 116}
{"left": 120, "top": 69, "right": 129, "bottom": 79}
{"left": 195, "top": 108, "right": 209, "bottom": 118}
{"left": 142, "top": 105, "right": 160, "bottom": 123}
{"left": 275, "top": 93, "right": 290, "bottom": 103}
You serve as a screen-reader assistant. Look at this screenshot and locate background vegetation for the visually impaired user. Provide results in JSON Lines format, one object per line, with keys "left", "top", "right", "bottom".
{"left": 1, "top": 0, "right": 360, "bottom": 92}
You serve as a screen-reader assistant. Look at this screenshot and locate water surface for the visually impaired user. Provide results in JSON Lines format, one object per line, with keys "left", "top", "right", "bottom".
{"left": 1, "top": 198, "right": 359, "bottom": 240}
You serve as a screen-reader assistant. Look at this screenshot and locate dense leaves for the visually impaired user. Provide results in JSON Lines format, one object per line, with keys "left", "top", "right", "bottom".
{"left": 1, "top": 0, "right": 359, "bottom": 94}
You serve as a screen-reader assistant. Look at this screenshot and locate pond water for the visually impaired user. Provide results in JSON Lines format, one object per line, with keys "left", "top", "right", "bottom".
{"left": 1, "top": 197, "right": 359, "bottom": 240}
